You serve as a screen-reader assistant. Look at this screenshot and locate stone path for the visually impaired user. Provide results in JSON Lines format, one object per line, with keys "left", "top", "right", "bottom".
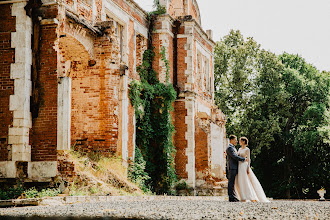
{"left": 0, "top": 196, "right": 329, "bottom": 219}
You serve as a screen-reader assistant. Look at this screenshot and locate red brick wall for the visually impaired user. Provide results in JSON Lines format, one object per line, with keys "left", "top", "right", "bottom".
{"left": 176, "top": 37, "right": 187, "bottom": 90}
{"left": 70, "top": 36, "right": 120, "bottom": 156}
{"left": 152, "top": 31, "right": 174, "bottom": 82}
{"left": 174, "top": 100, "right": 188, "bottom": 178}
{"left": 190, "top": 0, "right": 199, "bottom": 22}
{"left": 66, "top": 0, "right": 74, "bottom": 6}
{"left": 77, "top": 0, "right": 92, "bottom": 21}
{"left": 135, "top": 34, "right": 146, "bottom": 80}
{"left": 193, "top": 30, "right": 213, "bottom": 53}
{"left": 58, "top": 159, "right": 76, "bottom": 182}
{"left": 112, "top": 0, "right": 148, "bottom": 26}
{"left": 0, "top": 4, "right": 15, "bottom": 161}
{"left": 168, "top": 34, "right": 174, "bottom": 83}
{"left": 152, "top": 33, "right": 161, "bottom": 78}
{"left": 128, "top": 19, "right": 135, "bottom": 78}
{"left": 127, "top": 101, "right": 135, "bottom": 159}
{"left": 30, "top": 23, "right": 58, "bottom": 161}
{"left": 195, "top": 120, "right": 208, "bottom": 172}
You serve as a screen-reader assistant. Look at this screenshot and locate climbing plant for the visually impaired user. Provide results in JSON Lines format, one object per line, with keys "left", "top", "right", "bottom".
{"left": 128, "top": 1, "right": 177, "bottom": 195}
{"left": 129, "top": 46, "right": 177, "bottom": 194}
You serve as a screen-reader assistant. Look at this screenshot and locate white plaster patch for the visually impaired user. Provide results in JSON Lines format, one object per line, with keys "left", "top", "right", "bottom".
{"left": 57, "top": 77, "right": 71, "bottom": 151}
{"left": 28, "top": 161, "right": 58, "bottom": 180}
{"left": 0, "top": 161, "right": 17, "bottom": 178}
{"left": 121, "top": 75, "right": 129, "bottom": 164}
{"left": 197, "top": 102, "right": 211, "bottom": 116}
{"left": 185, "top": 97, "right": 196, "bottom": 187}
{"left": 9, "top": 1, "right": 33, "bottom": 162}
{"left": 210, "top": 123, "right": 225, "bottom": 179}
{"left": 134, "top": 21, "right": 148, "bottom": 38}
{"left": 104, "top": 1, "right": 129, "bottom": 25}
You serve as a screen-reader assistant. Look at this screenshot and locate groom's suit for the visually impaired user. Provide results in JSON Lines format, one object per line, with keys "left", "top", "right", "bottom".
{"left": 226, "top": 143, "right": 246, "bottom": 202}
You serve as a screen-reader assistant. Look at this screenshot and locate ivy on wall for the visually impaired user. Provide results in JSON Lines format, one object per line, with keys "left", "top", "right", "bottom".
{"left": 128, "top": 1, "right": 177, "bottom": 194}
{"left": 129, "top": 46, "right": 177, "bottom": 194}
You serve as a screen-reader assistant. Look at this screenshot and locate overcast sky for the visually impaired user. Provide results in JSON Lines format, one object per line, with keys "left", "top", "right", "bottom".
{"left": 134, "top": 0, "right": 330, "bottom": 71}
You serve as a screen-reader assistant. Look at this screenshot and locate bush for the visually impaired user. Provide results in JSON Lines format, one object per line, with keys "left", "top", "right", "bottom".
{"left": 37, "top": 188, "right": 60, "bottom": 198}
{"left": 0, "top": 186, "right": 24, "bottom": 200}
{"left": 24, "top": 187, "right": 38, "bottom": 198}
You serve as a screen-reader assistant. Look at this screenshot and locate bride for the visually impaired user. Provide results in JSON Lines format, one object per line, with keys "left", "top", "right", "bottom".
{"left": 235, "top": 137, "right": 270, "bottom": 202}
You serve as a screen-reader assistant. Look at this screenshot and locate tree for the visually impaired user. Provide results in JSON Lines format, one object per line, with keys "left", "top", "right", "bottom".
{"left": 214, "top": 30, "right": 330, "bottom": 199}
{"left": 214, "top": 30, "right": 260, "bottom": 135}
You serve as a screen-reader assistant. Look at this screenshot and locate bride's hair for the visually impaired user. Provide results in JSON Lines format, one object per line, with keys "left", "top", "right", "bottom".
{"left": 240, "top": 137, "right": 249, "bottom": 145}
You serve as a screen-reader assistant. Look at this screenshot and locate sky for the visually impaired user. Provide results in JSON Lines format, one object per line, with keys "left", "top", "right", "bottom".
{"left": 134, "top": 0, "right": 330, "bottom": 72}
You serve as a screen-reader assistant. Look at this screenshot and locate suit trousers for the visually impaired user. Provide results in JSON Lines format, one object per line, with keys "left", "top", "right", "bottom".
{"left": 228, "top": 169, "right": 238, "bottom": 200}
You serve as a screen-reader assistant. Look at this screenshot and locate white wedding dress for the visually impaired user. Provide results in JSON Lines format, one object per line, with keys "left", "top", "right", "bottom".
{"left": 234, "top": 147, "right": 270, "bottom": 202}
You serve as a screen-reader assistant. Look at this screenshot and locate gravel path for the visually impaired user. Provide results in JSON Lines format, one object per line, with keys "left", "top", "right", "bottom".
{"left": 0, "top": 198, "right": 329, "bottom": 219}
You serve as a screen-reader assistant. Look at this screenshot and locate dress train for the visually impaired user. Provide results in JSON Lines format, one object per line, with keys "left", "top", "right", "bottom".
{"left": 235, "top": 160, "right": 270, "bottom": 202}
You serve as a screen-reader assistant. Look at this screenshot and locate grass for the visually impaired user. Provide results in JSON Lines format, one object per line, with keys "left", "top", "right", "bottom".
{"left": 0, "top": 150, "right": 147, "bottom": 200}
{"left": 66, "top": 150, "right": 146, "bottom": 196}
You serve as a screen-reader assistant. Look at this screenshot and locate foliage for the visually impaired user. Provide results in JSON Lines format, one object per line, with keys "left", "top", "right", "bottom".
{"left": 0, "top": 186, "right": 60, "bottom": 200}
{"left": 128, "top": 147, "right": 151, "bottom": 193}
{"left": 129, "top": 44, "right": 177, "bottom": 194}
{"left": 35, "top": 188, "right": 61, "bottom": 198}
{"left": 175, "top": 180, "right": 189, "bottom": 191}
{"left": 23, "top": 187, "right": 60, "bottom": 198}
{"left": 0, "top": 185, "right": 24, "bottom": 200}
{"left": 24, "top": 187, "right": 39, "bottom": 198}
{"left": 214, "top": 30, "right": 260, "bottom": 134}
{"left": 69, "top": 182, "right": 88, "bottom": 196}
{"left": 128, "top": 8, "right": 177, "bottom": 194}
{"left": 150, "top": 0, "right": 166, "bottom": 16}
{"left": 214, "top": 30, "right": 330, "bottom": 199}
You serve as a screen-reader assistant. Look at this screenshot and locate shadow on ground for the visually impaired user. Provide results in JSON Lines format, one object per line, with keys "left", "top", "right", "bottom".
{"left": 1, "top": 217, "right": 144, "bottom": 220}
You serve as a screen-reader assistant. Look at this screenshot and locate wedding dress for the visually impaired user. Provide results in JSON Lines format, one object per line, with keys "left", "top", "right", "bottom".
{"left": 234, "top": 147, "right": 270, "bottom": 202}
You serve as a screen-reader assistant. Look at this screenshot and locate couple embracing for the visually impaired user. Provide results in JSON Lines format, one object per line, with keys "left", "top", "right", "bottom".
{"left": 226, "top": 135, "right": 270, "bottom": 202}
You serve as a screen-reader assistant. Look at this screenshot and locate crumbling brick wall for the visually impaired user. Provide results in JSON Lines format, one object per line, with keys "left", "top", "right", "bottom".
{"left": 195, "top": 119, "right": 208, "bottom": 172}
{"left": 30, "top": 6, "right": 59, "bottom": 162}
{"left": 176, "top": 36, "right": 187, "bottom": 90}
{"left": 174, "top": 101, "right": 188, "bottom": 178}
{"left": 58, "top": 159, "right": 76, "bottom": 182}
{"left": 0, "top": 0, "right": 225, "bottom": 186}
{"left": 0, "top": 4, "right": 15, "bottom": 161}
{"left": 70, "top": 31, "right": 120, "bottom": 155}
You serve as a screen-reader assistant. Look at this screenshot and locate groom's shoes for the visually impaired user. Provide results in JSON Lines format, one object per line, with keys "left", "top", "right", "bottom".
{"left": 229, "top": 198, "right": 239, "bottom": 202}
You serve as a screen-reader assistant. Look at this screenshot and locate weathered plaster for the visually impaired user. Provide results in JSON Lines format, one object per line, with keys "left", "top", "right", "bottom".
{"left": 9, "top": 1, "right": 33, "bottom": 162}
{"left": 57, "top": 77, "right": 71, "bottom": 151}
{"left": 0, "top": 161, "right": 17, "bottom": 178}
{"left": 28, "top": 161, "right": 57, "bottom": 181}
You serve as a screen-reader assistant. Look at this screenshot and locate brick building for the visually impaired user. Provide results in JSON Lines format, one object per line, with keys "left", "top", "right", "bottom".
{"left": 0, "top": 0, "right": 227, "bottom": 189}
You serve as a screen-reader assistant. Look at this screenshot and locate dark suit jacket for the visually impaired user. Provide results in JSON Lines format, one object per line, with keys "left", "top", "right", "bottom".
{"left": 226, "top": 143, "right": 246, "bottom": 170}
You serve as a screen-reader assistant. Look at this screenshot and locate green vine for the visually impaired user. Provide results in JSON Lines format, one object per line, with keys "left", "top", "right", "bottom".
{"left": 128, "top": 3, "right": 177, "bottom": 194}
{"left": 151, "top": 0, "right": 166, "bottom": 16}
{"left": 160, "top": 46, "right": 170, "bottom": 82}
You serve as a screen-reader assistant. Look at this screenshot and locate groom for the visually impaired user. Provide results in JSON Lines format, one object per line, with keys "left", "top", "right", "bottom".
{"left": 226, "top": 135, "right": 247, "bottom": 202}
